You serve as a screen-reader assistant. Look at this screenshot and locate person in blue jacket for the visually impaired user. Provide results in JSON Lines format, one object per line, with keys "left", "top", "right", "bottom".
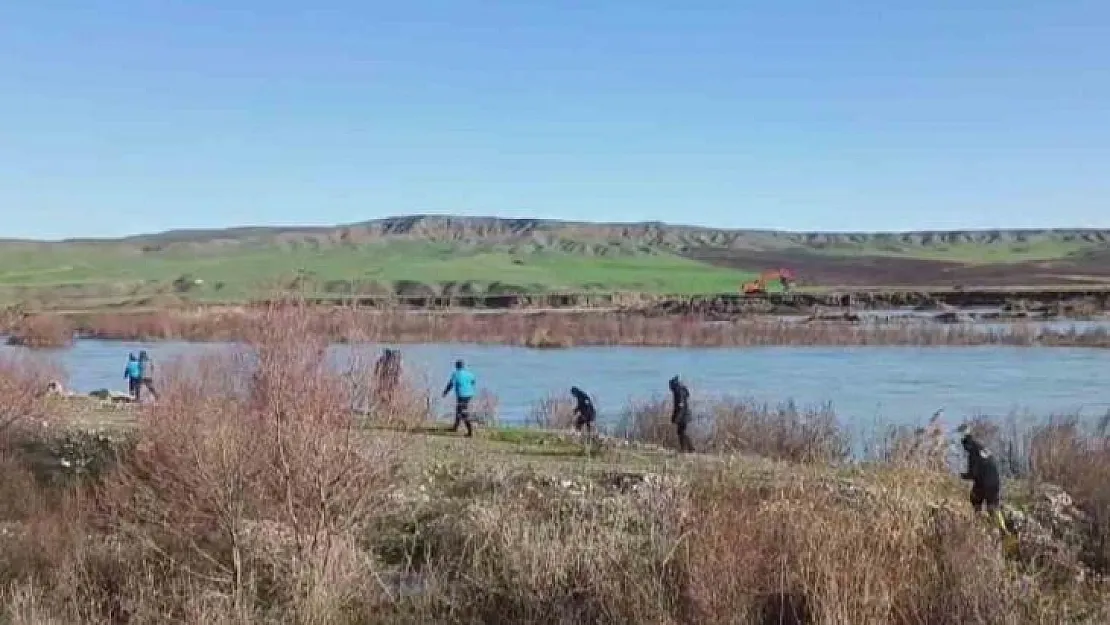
{"left": 124, "top": 353, "right": 142, "bottom": 399}
{"left": 442, "top": 359, "right": 476, "bottom": 437}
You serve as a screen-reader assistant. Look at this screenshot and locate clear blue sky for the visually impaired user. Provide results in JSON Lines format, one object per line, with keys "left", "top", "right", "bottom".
{"left": 2, "top": 1, "right": 1108, "bottom": 240}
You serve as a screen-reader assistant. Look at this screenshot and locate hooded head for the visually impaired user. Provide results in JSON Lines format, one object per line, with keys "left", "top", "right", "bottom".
{"left": 668, "top": 375, "right": 681, "bottom": 391}
{"left": 570, "top": 386, "right": 585, "bottom": 399}
{"left": 961, "top": 434, "right": 980, "bottom": 454}
{"left": 455, "top": 359, "right": 464, "bottom": 370}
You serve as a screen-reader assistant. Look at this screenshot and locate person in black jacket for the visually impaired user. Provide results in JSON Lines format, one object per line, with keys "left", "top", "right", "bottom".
{"left": 669, "top": 376, "right": 695, "bottom": 453}
{"left": 570, "top": 386, "right": 596, "bottom": 434}
{"left": 960, "top": 433, "right": 1004, "bottom": 524}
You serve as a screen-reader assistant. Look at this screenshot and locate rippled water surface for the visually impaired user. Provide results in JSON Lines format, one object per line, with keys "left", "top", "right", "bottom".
{"left": 5, "top": 338, "right": 1109, "bottom": 428}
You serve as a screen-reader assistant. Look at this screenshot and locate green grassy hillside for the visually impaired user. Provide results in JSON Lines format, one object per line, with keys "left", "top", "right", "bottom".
{"left": 2, "top": 216, "right": 1109, "bottom": 306}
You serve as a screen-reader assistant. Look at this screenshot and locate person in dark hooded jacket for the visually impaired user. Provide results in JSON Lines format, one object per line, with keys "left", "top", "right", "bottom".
{"left": 570, "top": 386, "right": 596, "bottom": 433}
{"left": 960, "top": 433, "right": 1003, "bottom": 523}
{"left": 669, "top": 376, "right": 695, "bottom": 453}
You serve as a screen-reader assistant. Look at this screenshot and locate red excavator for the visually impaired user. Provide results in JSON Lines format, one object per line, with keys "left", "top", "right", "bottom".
{"left": 742, "top": 268, "right": 797, "bottom": 295}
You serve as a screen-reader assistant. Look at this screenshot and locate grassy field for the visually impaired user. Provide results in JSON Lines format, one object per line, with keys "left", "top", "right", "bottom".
{"left": 3, "top": 217, "right": 1109, "bottom": 308}
{"left": 0, "top": 241, "right": 759, "bottom": 303}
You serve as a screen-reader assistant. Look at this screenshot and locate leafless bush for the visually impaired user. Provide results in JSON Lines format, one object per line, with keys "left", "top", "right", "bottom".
{"left": 527, "top": 392, "right": 578, "bottom": 429}
{"left": 864, "top": 410, "right": 951, "bottom": 471}
{"left": 705, "top": 398, "right": 849, "bottom": 463}
{"left": 5, "top": 315, "right": 73, "bottom": 349}
{"left": 470, "top": 389, "right": 500, "bottom": 426}
{"left": 94, "top": 304, "right": 404, "bottom": 622}
{"left": 685, "top": 470, "right": 1075, "bottom": 624}
{"left": 0, "top": 355, "right": 63, "bottom": 445}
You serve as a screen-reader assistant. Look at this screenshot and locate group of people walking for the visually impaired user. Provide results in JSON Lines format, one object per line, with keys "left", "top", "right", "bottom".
{"left": 431, "top": 355, "right": 697, "bottom": 452}
{"left": 386, "top": 349, "right": 1007, "bottom": 526}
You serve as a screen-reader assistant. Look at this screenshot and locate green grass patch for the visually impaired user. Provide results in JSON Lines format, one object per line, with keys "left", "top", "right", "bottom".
{"left": 0, "top": 241, "right": 754, "bottom": 298}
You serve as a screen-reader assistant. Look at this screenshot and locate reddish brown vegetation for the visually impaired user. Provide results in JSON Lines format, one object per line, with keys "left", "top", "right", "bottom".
{"left": 5, "top": 314, "right": 74, "bottom": 349}
{"left": 70, "top": 306, "right": 1110, "bottom": 348}
{"left": 0, "top": 306, "right": 409, "bottom": 623}
{"left": 0, "top": 355, "right": 62, "bottom": 441}
{"left": 616, "top": 396, "right": 849, "bottom": 463}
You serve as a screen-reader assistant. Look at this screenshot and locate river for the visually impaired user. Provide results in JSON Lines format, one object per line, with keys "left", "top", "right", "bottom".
{"left": 4, "top": 339, "right": 1108, "bottom": 429}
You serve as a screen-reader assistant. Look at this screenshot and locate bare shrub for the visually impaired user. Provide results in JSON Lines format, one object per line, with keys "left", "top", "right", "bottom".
{"left": 685, "top": 470, "right": 1077, "bottom": 624}
{"left": 706, "top": 398, "right": 849, "bottom": 463}
{"left": 5, "top": 315, "right": 73, "bottom": 349}
{"left": 0, "top": 355, "right": 62, "bottom": 445}
{"left": 864, "top": 410, "right": 951, "bottom": 471}
{"left": 95, "top": 304, "right": 403, "bottom": 622}
{"left": 1024, "top": 414, "right": 1110, "bottom": 573}
{"left": 393, "top": 463, "right": 687, "bottom": 624}
{"left": 470, "top": 389, "right": 500, "bottom": 426}
{"left": 527, "top": 392, "right": 577, "bottom": 429}
{"left": 614, "top": 395, "right": 677, "bottom": 448}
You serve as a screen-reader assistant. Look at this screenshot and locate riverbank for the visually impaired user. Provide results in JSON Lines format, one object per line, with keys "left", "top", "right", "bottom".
{"left": 7, "top": 391, "right": 1110, "bottom": 623}
{"left": 3, "top": 307, "right": 1110, "bottom": 624}
{"left": 5, "top": 305, "right": 1110, "bottom": 349}
{"left": 6, "top": 284, "right": 1110, "bottom": 318}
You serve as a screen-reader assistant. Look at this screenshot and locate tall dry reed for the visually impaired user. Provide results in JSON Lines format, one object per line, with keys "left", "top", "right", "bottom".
{"left": 70, "top": 306, "right": 1110, "bottom": 348}
{"left": 0, "top": 304, "right": 416, "bottom": 624}
{"left": 5, "top": 315, "right": 74, "bottom": 349}
{"left": 527, "top": 391, "right": 579, "bottom": 429}
{"left": 615, "top": 395, "right": 850, "bottom": 463}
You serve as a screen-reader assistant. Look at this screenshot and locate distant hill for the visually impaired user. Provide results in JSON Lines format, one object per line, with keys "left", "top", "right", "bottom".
{"left": 3, "top": 215, "right": 1109, "bottom": 307}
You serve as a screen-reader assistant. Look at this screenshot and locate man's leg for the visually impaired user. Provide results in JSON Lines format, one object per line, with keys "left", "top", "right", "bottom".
{"left": 142, "top": 378, "right": 158, "bottom": 400}
{"left": 458, "top": 397, "right": 472, "bottom": 437}
{"left": 970, "top": 484, "right": 985, "bottom": 513}
{"left": 677, "top": 419, "right": 694, "bottom": 453}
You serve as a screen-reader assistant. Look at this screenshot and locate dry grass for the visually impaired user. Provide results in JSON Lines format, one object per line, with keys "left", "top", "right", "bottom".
{"left": 615, "top": 395, "right": 849, "bottom": 463}
{"left": 861, "top": 410, "right": 952, "bottom": 471}
{"left": 0, "top": 354, "right": 63, "bottom": 445}
{"left": 5, "top": 314, "right": 74, "bottom": 349}
{"left": 928, "top": 411, "right": 1110, "bottom": 578}
{"left": 69, "top": 306, "right": 1110, "bottom": 347}
{"left": 0, "top": 304, "right": 411, "bottom": 624}
{"left": 614, "top": 395, "right": 677, "bottom": 448}
{"left": 683, "top": 470, "right": 1086, "bottom": 625}
{"left": 705, "top": 398, "right": 849, "bottom": 463}
{"left": 527, "top": 392, "right": 578, "bottom": 429}
{"left": 1021, "top": 415, "right": 1110, "bottom": 573}
{"left": 375, "top": 459, "right": 1108, "bottom": 624}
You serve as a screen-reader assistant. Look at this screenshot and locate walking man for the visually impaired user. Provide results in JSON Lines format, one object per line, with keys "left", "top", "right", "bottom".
{"left": 669, "top": 375, "right": 695, "bottom": 453}
{"left": 136, "top": 350, "right": 158, "bottom": 401}
{"left": 442, "top": 359, "right": 476, "bottom": 437}
{"left": 960, "top": 432, "right": 1006, "bottom": 530}
{"left": 570, "top": 386, "right": 597, "bottom": 434}
{"left": 373, "top": 348, "right": 402, "bottom": 405}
